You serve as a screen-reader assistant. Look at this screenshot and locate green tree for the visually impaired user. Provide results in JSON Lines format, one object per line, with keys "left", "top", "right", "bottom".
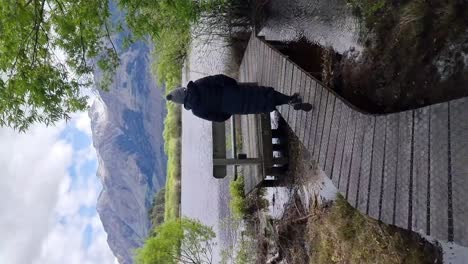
{"left": 0, "top": 0, "right": 118, "bottom": 131}
{"left": 135, "top": 218, "right": 216, "bottom": 264}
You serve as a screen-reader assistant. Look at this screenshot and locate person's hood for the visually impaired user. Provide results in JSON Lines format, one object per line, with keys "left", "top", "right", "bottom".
{"left": 167, "top": 87, "right": 186, "bottom": 104}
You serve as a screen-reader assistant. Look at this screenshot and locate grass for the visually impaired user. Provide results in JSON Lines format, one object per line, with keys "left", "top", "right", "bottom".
{"left": 346, "top": 0, "right": 387, "bottom": 28}
{"left": 162, "top": 103, "right": 181, "bottom": 221}
{"left": 229, "top": 176, "right": 248, "bottom": 219}
{"left": 307, "top": 195, "right": 442, "bottom": 264}
{"left": 230, "top": 177, "right": 270, "bottom": 219}
{"left": 345, "top": 0, "right": 466, "bottom": 48}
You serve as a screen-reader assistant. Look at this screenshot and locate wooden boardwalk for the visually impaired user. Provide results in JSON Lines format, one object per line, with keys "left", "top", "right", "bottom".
{"left": 238, "top": 35, "right": 468, "bottom": 246}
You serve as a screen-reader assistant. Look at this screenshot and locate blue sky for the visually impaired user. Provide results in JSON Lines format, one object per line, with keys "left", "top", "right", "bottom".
{"left": 0, "top": 111, "right": 117, "bottom": 264}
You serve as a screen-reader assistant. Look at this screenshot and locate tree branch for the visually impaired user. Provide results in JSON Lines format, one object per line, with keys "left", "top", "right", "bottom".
{"left": 79, "top": 22, "right": 87, "bottom": 67}
{"left": 104, "top": 22, "right": 118, "bottom": 56}
{"left": 24, "top": 0, "right": 34, "bottom": 7}
{"left": 53, "top": 0, "right": 65, "bottom": 14}
{"left": 31, "top": 0, "right": 46, "bottom": 67}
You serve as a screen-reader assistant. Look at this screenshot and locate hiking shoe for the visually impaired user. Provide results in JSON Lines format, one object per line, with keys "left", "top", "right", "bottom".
{"left": 293, "top": 102, "right": 313, "bottom": 112}
{"left": 288, "top": 93, "right": 302, "bottom": 105}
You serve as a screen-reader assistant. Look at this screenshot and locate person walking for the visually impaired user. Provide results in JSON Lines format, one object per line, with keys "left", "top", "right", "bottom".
{"left": 166, "top": 74, "right": 313, "bottom": 122}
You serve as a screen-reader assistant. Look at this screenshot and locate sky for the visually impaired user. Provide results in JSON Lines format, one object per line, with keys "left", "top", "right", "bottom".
{"left": 0, "top": 111, "right": 118, "bottom": 264}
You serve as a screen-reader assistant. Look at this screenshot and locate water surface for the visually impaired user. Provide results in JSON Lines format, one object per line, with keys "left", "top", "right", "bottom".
{"left": 259, "top": 0, "right": 362, "bottom": 53}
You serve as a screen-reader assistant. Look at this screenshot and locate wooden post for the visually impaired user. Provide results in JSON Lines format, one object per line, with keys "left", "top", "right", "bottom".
{"left": 213, "top": 158, "right": 262, "bottom": 166}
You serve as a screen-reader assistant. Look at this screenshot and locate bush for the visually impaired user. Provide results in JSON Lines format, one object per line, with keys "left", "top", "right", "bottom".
{"left": 149, "top": 188, "right": 166, "bottom": 232}
{"left": 229, "top": 176, "right": 247, "bottom": 219}
{"left": 135, "top": 218, "right": 216, "bottom": 264}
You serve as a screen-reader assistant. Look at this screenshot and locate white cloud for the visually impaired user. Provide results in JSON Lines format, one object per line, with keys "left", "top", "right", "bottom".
{"left": 0, "top": 113, "right": 117, "bottom": 264}
{"left": 73, "top": 111, "right": 93, "bottom": 136}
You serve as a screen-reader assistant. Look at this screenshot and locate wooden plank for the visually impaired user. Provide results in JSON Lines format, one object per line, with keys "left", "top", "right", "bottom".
{"left": 239, "top": 45, "right": 246, "bottom": 81}
{"left": 339, "top": 110, "right": 357, "bottom": 196}
{"left": 394, "top": 110, "right": 413, "bottom": 230}
{"left": 289, "top": 68, "right": 302, "bottom": 131}
{"left": 250, "top": 37, "right": 256, "bottom": 82}
{"left": 248, "top": 115, "right": 256, "bottom": 158}
{"left": 308, "top": 81, "right": 323, "bottom": 152}
{"left": 331, "top": 105, "right": 351, "bottom": 187}
{"left": 265, "top": 49, "right": 273, "bottom": 87}
{"left": 304, "top": 80, "right": 318, "bottom": 150}
{"left": 347, "top": 113, "right": 365, "bottom": 207}
{"left": 312, "top": 87, "right": 329, "bottom": 161}
{"left": 248, "top": 44, "right": 253, "bottom": 81}
{"left": 293, "top": 71, "right": 306, "bottom": 136}
{"left": 245, "top": 48, "right": 250, "bottom": 81}
{"left": 242, "top": 115, "right": 254, "bottom": 194}
{"left": 269, "top": 50, "right": 278, "bottom": 85}
{"left": 240, "top": 40, "right": 247, "bottom": 81}
{"left": 429, "top": 103, "right": 449, "bottom": 240}
{"left": 381, "top": 113, "right": 399, "bottom": 224}
{"left": 412, "top": 107, "right": 430, "bottom": 234}
{"left": 276, "top": 58, "right": 287, "bottom": 114}
{"left": 325, "top": 99, "right": 343, "bottom": 177}
{"left": 261, "top": 41, "right": 268, "bottom": 85}
{"left": 247, "top": 37, "right": 253, "bottom": 81}
{"left": 256, "top": 37, "right": 262, "bottom": 80}
{"left": 280, "top": 63, "right": 293, "bottom": 119}
{"left": 252, "top": 38, "right": 259, "bottom": 82}
{"left": 266, "top": 49, "right": 274, "bottom": 106}
{"left": 319, "top": 95, "right": 336, "bottom": 167}
{"left": 276, "top": 56, "right": 285, "bottom": 113}
{"left": 253, "top": 37, "right": 259, "bottom": 82}
{"left": 260, "top": 114, "right": 273, "bottom": 170}
{"left": 298, "top": 77, "right": 311, "bottom": 143}
{"left": 273, "top": 52, "right": 282, "bottom": 85}
{"left": 357, "top": 115, "right": 375, "bottom": 214}
{"left": 282, "top": 62, "right": 293, "bottom": 120}
{"left": 252, "top": 115, "right": 262, "bottom": 189}
{"left": 268, "top": 46, "right": 275, "bottom": 86}
{"left": 368, "top": 116, "right": 387, "bottom": 219}
{"left": 264, "top": 46, "right": 272, "bottom": 87}
{"left": 256, "top": 38, "right": 262, "bottom": 81}
{"left": 449, "top": 98, "right": 468, "bottom": 246}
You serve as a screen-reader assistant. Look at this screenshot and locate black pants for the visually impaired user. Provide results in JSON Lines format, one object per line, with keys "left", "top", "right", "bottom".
{"left": 272, "top": 90, "right": 292, "bottom": 106}
{"left": 237, "top": 82, "right": 292, "bottom": 113}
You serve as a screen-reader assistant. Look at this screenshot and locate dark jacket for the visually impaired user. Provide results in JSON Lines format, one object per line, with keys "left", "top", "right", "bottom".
{"left": 184, "top": 74, "right": 277, "bottom": 122}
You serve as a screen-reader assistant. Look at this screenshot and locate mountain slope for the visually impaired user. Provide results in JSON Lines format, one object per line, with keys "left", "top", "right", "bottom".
{"left": 89, "top": 39, "right": 167, "bottom": 264}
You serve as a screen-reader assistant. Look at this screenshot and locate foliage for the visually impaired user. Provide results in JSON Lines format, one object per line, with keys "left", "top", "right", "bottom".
{"left": 0, "top": 0, "right": 250, "bottom": 132}
{"left": 229, "top": 176, "right": 247, "bottom": 219}
{"left": 135, "top": 218, "right": 216, "bottom": 264}
{"left": 233, "top": 237, "right": 256, "bottom": 264}
{"left": 308, "top": 195, "right": 442, "bottom": 264}
{"left": 0, "top": 0, "right": 119, "bottom": 131}
{"left": 163, "top": 102, "right": 181, "bottom": 221}
{"left": 119, "top": 0, "right": 250, "bottom": 87}
{"left": 346, "top": 0, "right": 388, "bottom": 28}
{"left": 149, "top": 188, "right": 166, "bottom": 231}
{"left": 229, "top": 176, "right": 269, "bottom": 220}
{"left": 220, "top": 234, "right": 257, "bottom": 264}
{"left": 118, "top": 0, "right": 218, "bottom": 87}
